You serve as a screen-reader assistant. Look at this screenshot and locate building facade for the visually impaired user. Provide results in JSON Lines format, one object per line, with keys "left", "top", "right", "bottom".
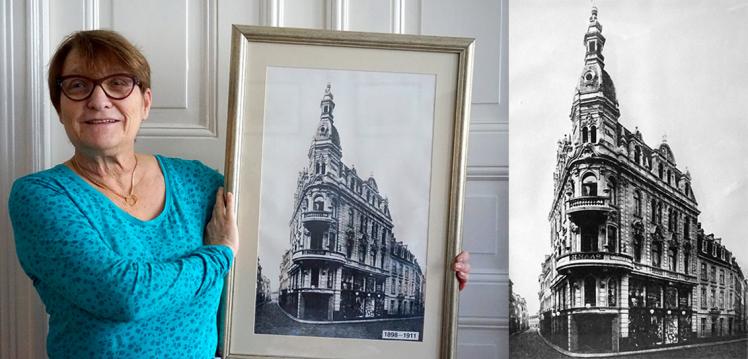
{"left": 277, "top": 85, "right": 425, "bottom": 322}
{"left": 538, "top": 7, "right": 746, "bottom": 353}
{"left": 694, "top": 232, "right": 745, "bottom": 338}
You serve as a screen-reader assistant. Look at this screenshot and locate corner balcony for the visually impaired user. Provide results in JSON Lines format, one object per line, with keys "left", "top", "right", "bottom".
{"left": 292, "top": 249, "right": 347, "bottom": 265}
{"left": 566, "top": 196, "right": 613, "bottom": 224}
{"left": 302, "top": 210, "right": 334, "bottom": 232}
{"left": 556, "top": 251, "right": 633, "bottom": 273}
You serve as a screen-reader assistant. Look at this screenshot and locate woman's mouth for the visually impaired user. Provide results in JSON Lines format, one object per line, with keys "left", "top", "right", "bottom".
{"left": 84, "top": 119, "right": 120, "bottom": 124}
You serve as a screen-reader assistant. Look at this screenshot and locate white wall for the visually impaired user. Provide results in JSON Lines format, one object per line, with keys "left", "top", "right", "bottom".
{"left": 0, "top": 1, "right": 507, "bottom": 358}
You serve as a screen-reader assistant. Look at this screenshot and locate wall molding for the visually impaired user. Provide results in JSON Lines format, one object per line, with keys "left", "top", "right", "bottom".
{"left": 390, "top": 0, "right": 403, "bottom": 34}
{"left": 28, "top": 0, "right": 51, "bottom": 171}
{"left": 137, "top": 0, "right": 219, "bottom": 138}
{"left": 84, "top": 0, "right": 99, "bottom": 30}
{"left": 466, "top": 165, "right": 508, "bottom": 180}
{"left": 260, "top": 0, "right": 283, "bottom": 27}
{"left": 325, "top": 0, "right": 346, "bottom": 30}
{"left": 1, "top": 1, "right": 19, "bottom": 357}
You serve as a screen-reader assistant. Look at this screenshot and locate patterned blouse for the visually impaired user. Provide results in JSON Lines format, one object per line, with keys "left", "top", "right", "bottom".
{"left": 9, "top": 155, "right": 233, "bottom": 358}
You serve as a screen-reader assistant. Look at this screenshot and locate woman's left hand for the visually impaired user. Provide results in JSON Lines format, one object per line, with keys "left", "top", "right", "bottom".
{"left": 452, "top": 251, "right": 471, "bottom": 291}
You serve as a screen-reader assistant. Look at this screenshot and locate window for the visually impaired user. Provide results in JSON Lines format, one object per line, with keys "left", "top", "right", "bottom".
{"left": 701, "top": 263, "right": 707, "bottom": 280}
{"left": 608, "top": 279, "right": 617, "bottom": 307}
{"left": 313, "top": 196, "right": 325, "bottom": 211}
{"left": 652, "top": 241, "right": 662, "bottom": 267}
{"left": 582, "top": 127, "right": 589, "bottom": 143}
{"left": 720, "top": 290, "right": 725, "bottom": 308}
{"left": 582, "top": 174, "right": 597, "bottom": 196}
{"left": 720, "top": 270, "right": 725, "bottom": 285}
{"left": 634, "top": 191, "right": 642, "bottom": 217}
{"left": 590, "top": 125, "right": 597, "bottom": 143}
{"left": 658, "top": 163, "right": 664, "bottom": 179}
{"left": 710, "top": 289, "right": 716, "bottom": 307}
{"left": 657, "top": 202, "right": 663, "bottom": 224}
{"left": 608, "top": 179, "right": 616, "bottom": 205}
{"left": 634, "top": 146, "right": 641, "bottom": 164}
{"left": 584, "top": 277, "right": 596, "bottom": 307}
{"left": 711, "top": 266, "right": 716, "bottom": 282}
{"left": 683, "top": 250, "right": 690, "bottom": 275}
{"left": 684, "top": 217, "right": 690, "bottom": 240}
{"left": 701, "top": 287, "right": 707, "bottom": 309}
{"left": 607, "top": 226, "right": 617, "bottom": 253}
{"left": 667, "top": 169, "right": 672, "bottom": 185}
{"left": 651, "top": 199, "right": 657, "bottom": 223}
{"left": 668, "top": 247, "right": 677, "bottom": 272}
{"left": 633, "top": 236, "right": 642, "bottom": 262}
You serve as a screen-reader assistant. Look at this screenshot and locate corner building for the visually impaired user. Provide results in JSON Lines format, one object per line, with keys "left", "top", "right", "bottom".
{"left": 278, "top": 84, "right": 425, "bottom": 322}
{"left": 538, "top": 7, "right": 745, "bottom": 353}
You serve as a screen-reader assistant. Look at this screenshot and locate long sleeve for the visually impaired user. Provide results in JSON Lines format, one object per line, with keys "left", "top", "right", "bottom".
{"left": 9, "top": 177, "right": 233, "bottom": 322}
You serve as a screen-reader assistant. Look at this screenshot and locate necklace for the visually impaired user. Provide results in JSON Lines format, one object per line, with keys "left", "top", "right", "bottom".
{"left": 71, "top": 155, "right": 139, "bottom": 206}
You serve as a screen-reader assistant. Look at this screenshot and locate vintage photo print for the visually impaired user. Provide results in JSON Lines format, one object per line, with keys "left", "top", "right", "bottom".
{"left": 509, "top": 1, "right": 748, "bottom": 358}
{"left": 252, "top": 67, "right": 434, "bottom": 342}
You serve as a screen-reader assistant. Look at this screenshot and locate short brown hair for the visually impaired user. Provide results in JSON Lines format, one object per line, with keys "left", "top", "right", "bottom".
{"left": 47, "top": 30, "right": 151, "bottom": 113}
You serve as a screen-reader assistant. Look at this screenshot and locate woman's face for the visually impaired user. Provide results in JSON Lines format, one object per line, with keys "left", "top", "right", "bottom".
{"left": 58, "top": 48, "right": 152, "bottom": 155}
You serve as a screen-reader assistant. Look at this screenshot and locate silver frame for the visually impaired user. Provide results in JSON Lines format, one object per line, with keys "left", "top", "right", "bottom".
{"left": 222, "top": 25, "right": 474, "bottom": 359}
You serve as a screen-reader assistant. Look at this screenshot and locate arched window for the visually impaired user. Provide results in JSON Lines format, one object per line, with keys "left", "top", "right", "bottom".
{"left": 590, "top": 125, "right": 597, "bottom": 143}
{"left": 651, "top": 199, "right": 657, "bottom": 223}
{"left": 607, "top": 178, "right": 617, "bottom": 205}
{"left": 657, "top": 202, "right": 663, "bottom": 224}
{"left": 607, "top": 226, "right": 617, "bottom": 253}
{"left": 634, "top": 190, "right": 642, "bottom": 217}
{"left": 652, "top": 241, "right": 662, "bottom": 267}
{"left": 582, "top": 127, "right": 589, "bottom": 143}
{"left": 582, "top": 174, "right": 597, "bottom": 196}
{"left": 608, "top": 279, "right": 617, "bottom": 307}
{"left": 313, "top": 196, "right": 325, "bottom": 211}
{"left": 669, "top": 247, "right": 678, "bottom": 272}
{"left": 584, "top": 277, "right": 596, "bottom": 307}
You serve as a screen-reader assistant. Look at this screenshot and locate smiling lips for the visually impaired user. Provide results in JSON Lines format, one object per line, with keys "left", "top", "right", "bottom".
{"left": 84, "top": 119, "right": 120, "bottom": 124}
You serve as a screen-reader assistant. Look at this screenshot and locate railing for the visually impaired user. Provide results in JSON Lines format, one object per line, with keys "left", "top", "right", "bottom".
{"left": 292, "top": 249, "right": 346, "bottom": 263}
{"left": 567, "top": 196, "right": 611, "bottom": 210}
{"left": 556, "top": 251, "right": 633, "bottom": 271}
{"left": 303, "top": 210, "right": 333, "bottom": 219}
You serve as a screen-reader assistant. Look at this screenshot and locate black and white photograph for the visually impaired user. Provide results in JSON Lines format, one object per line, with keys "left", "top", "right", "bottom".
{"left": 252, "top": 67, "right": 434, "bottom": 341}
{"left": 509, "top": 1, "right": 748, "bottom": 358}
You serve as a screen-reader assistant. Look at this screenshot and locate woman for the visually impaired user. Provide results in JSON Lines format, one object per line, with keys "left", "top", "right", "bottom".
{"left": 9, "top": 30, "right": 469, "bottom": 358}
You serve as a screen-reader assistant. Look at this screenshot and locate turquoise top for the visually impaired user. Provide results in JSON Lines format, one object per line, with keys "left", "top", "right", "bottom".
{"left": 8, "top": 155, "right": 233, "bottom": 359}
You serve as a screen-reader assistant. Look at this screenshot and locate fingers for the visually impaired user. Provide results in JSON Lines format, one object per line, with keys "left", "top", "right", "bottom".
{"left": 213, "top": 187, "right": 225, "bottom": 219}
{"left": 456, "top": 250, "right": 470, "bottom": 263}
{"left": 225, "top": 191, "right": 235, "bottom": 223}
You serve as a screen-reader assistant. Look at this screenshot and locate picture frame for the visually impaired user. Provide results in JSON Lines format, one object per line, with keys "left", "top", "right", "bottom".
{"left": 220, "top": 25, "right": 474, "bottom": 359}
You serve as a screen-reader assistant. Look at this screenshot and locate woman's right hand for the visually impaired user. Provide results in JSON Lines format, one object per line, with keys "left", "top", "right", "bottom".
{"left": 205, "top": 187, "right": 239, "bottom": 256}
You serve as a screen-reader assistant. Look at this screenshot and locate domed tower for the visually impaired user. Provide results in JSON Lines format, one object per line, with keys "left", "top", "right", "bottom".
{"left": 570, "top": 6, "right": 620, "bottom": 148}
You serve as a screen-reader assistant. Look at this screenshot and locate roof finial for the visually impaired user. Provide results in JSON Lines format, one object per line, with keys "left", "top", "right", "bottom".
{"left": 662, "top": 134, "right": 668, "bottom": 143}
{"left": 590, "top": 1, "right": 598, "bottom": 21}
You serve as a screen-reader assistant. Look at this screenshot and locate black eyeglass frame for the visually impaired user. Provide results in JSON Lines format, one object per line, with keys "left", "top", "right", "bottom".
{"left": 57, "top": 73, "right": 142, "bottom": 101}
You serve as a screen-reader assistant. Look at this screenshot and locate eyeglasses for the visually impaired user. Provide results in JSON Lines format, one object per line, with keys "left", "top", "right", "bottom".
{"left": 57, "top": 73, "right": 141, "bottom": 101}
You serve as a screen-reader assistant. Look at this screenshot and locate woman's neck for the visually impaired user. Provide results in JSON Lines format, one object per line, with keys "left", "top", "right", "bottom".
{"left": 71, "top": 150, "right": 138, "bottom": 178}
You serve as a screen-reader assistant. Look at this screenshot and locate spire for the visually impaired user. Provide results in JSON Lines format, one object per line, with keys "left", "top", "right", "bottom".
{"left": 574, "top": 5, "right": 618, "bottom": 105}
{"left": 584, "top": 5, "right": 605, "bottom": 66}
{"left": 312, "top": 83, "right": 341, "bottom": 148}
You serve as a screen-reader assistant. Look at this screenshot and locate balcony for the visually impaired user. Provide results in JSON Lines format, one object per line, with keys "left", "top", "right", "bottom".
{"left": 292, "top": 249, "right": 347, "bottom": 264}
{"left": 556, "top": 251, "right": 633, "bottom": 273}
{"left": 566, "top": 196, "right": 613, "bottom": 224}
{"left": 302, "top": 210, "right": 334, "bottom": 231}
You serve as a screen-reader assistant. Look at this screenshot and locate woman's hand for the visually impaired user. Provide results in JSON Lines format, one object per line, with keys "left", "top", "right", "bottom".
{"left": 205, "top": 187, "right": 239, "bottom": 256}
{"left": 453, "top": 251, "right": 471, "bottom": 291}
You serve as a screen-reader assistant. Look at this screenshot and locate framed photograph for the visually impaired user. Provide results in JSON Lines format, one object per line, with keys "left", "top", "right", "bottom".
{"left": 220, "top": 25, "right": 473, "bottom": 359}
